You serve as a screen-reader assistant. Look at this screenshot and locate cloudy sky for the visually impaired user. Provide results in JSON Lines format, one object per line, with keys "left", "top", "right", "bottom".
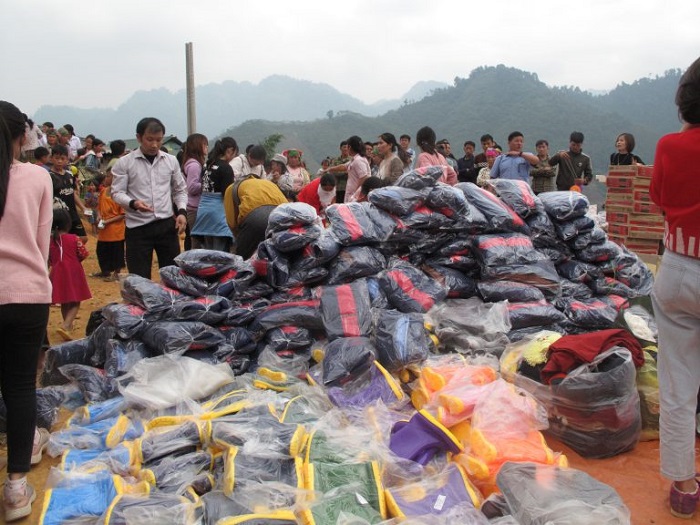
{"left": 2, "top": 0, "right": 699, "bottom": 116}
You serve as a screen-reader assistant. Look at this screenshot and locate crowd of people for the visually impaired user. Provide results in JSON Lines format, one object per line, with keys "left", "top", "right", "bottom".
{"left": 0, "top": 53, "right": 699, "bottom": 522}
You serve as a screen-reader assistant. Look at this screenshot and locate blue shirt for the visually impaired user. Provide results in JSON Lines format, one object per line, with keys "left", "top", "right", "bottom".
{"left": 490, "top": 154, "right": 532, "bottom": 182}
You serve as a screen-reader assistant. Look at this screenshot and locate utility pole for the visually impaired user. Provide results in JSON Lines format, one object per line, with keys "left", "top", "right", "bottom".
{"left": 185, "top": 42, "right": 196, "bottom": 135}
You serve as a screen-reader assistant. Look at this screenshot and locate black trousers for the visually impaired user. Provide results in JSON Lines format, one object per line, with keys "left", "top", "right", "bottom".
{"left": 125, "top": 217, "right": 181, "bottom": 279}
{"left": 236, "top": 205, "right": 276, "bottom": 260}
{"left": 0, "top": 303, "right": 49, "bottom": 473}
{"left": 96, "top": 240, "right": 126, "bottom": 274}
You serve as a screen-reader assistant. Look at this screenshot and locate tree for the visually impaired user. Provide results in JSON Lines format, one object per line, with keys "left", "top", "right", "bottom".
{"left": 261, "top": 133, "right": 284, "bottom": 158}
{"left": 326, "top": 110, "right": 334, "bottom": 120}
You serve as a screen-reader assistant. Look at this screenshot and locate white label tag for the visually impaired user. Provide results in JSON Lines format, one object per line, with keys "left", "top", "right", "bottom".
{"left": 355, "top": 493, "right": 368, "bottom": 505}
{"left": 434, "top": 494, "right": 446, "bottom": 511}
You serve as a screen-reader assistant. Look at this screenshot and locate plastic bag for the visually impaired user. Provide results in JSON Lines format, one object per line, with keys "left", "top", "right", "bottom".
{"left": 285, "top": 265, "right": 329, "bottom": 289}
{"left": 568, "top": 226, "right": 607, "bottom": 250}
{"left": 472, "top": 233, "right": 543, "bottom": 268}
{"left": 325, "top": 361, "right": 405, "bottom": 410}
{"left": 292, "top": 230, "right": 342, "bottom": 271}
{"left": 481, "top": 260, "right": 561, "bottom": 299}
{"left": 559, "top": 279, "right": 594, "bottom": 300}
{"left": 235, "top": 280, "right": 274, "bottom": 301}
{"left": 496, "top": 462, "right": 630, "bottom": 525}
{"left": 326, "top": 246, "right": 386, "bottom": 285}
{"left": 589, "top": 277, "right": 637, "bottom": 298}
{"left": 121, "top": 274, "right": 189, "bottom": 314}
{"left": 41, "top": 338, "right": 94, "bottom": 386}
{"left": 321, "top": 279, "right": 373, "bottom": 340}
{"left": 559, "top": 297, "right": 618, "bottom": 329}
{"left": 252, "top": 240, "right": 291, "bottom": 289}
{"left": 116, "top": 355, "right": 235, "bottom": 410}
{"left": 141, "top": 321, "right": 226, "bottom": 355}
{"left": 138, "top": 420, "right": 206, "bottom": 463}
{"left": 553, "top": 215, "right": 595, "bottom": 242}
{"left": 320, "top": 336, "right": 377, "bottom": 386}
{"left": 379, "top": 259, "right": 448, "bottom": 314}
{"left": 576, "top": 240, "right": 622, "bottom": 263}
{"left": 327, "top": 202, "right": 397, "bottom": 246}
{"left": 422, "top": 264, "right": 478, "bottom": 299}
{"left": 102, "top": 494, "right": 198, "bottom": 525}
{"left": 88, "top": 321, "right": 118, "bottom": 368}
{"left": 401, "top": 205, "right": 455, "bottom": 230}
{"left": 174, "top": 249, "right": 247, "bottom": 278}
{"left": 613, "top": 247, "right": 654, "bottom": 296}
{"left": 556, "top": 260, "right": 602, "bottom": 283}
{"left": 101, "top": 303, "right": 149, "bottom": 339}
{"left": 251, "top": 299, "right": 323, "bottom": 334}
{"left": 478, "top": 280, "right": 545, "bottom": 303}
{"left": 372, "top": 309, "right": 432, "bottom": 372}
{"left": 221, "top": 298, "right": 270, "bottom": 327}
{"left": 167, "top": 295, "right": 232, "bottom": 324}
{"left": 103, "top": 339, "right": 152, "bottom": 378}
{"left": 426, "top": 184, "right": 471, "bottom": 219}
{"left": 269, "top": 223, "right": 323, "bottom": 253}
{"left": 396, "top": 165, "right": 445, "bottom": 189}
{"left": 141, "top": 450, "right": 213, "bottom": 493}
{"left": 159, "top": 265, "right": 210, "bottom": 297}
{"left": 456, "top": 182, "right": 529, "bottom": 234}
{"left": 507, "top": 300, "right": 567, "bottom": 330}
{"left": 539, "top": 191, "right": 589, "bottom": 221}
{"left": 368, "top": 186, "right": 427, "bottom": 216}
{"left": 208, "top": 261, "right": 257, "bottom": 298}
{"left": 59, "top": 364, "right": 118, "bottom": 403}
{"left": 490, "top": 179, "right": 540, "bottom": 219}
{"left": 265, "top": 326, "right": 313, "bottom": 352}
{"left": 266, "top": 201, "right": 319, "bottom": 234}
{"left": 453, "top": 202, "right": 489, "bottom": 233}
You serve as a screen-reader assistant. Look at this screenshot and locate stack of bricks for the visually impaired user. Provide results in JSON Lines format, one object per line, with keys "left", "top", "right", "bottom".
{"left": 605, "top": 165, "right": 664, "bottom": 254}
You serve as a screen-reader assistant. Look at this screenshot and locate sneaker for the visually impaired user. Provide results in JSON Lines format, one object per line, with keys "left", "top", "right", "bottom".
{"left": 670, "top": 480, "right": 700, "bottom": 519}
{"left": 31, "top": 427, "right": 50, "bottom": 465}
{"left": 3, "top": 480, "right": 35, "bottom": 522}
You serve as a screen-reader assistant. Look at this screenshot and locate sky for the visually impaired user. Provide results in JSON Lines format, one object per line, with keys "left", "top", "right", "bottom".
{"left": 2, "top": 0, "right": 699, "bottom": 117}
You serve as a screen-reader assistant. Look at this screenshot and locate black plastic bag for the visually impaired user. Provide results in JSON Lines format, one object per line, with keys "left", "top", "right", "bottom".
{"left": 221, "top": 299, "right": 270, "bottom": 327}
{"left": 368, "top": 186, "right": 427, "bottom": 216}
{"left": 401, "top": 205, "right": 454, "bottom": 230}
{"left": 141, "top": 321, "right": 227, "bottom": 355}
{"left": 207, "top": 262, "right": 257, "bottom": 298}
{"left": 539, "top": 191, "right": 589, "bottom": 221}
{"left": 86, "top": 305, "right": 111, "bottom": 337}
{"left": 395, "top": 165, "right": 445, "bottom": 190}
{"left": 251, "top": 240, "right": 291, "bottom": 289}
{"left": 422, "top": 264, "right": 478, "bottom": 299}
{"left": 613, "top": 247, "right": 655, "bottom": 296}
{"left": 326, "top": 246, "right": 386, "bottom": 285}
{"left": 251, "top": 299, "right": 324, "bottom": 335}
{"left": 269, "top": 286, "right": 315, "bottom": 304}
{"left": 372, "top": 309, "right": 432, "bottom": 372}
{"left": 327, "top": 202, "right": 397, "bottom": 246}
{"left": 556, "top": 260, "right": 603, "bottom": 283}
{"left": 508, "top": 300, "right": 567, "bottom": 330}
{"left": 269, "top": 223, "right": 323, "bottom": 253}
{"left": 452, "top": 202, "right": 489, "bottom": 233}
{"left": 559, "top": 279, "right": 594, "bottom": 300}
{"left": 576, "top": 240, "right": 623, "bottom": 264}
{"left": 88, "top": 321, "right": 118, "bottom": 368}
{"left": 425, "top": 185, "right": 470, "bottom": 219}
{"left": 265, "top": 325, "right": 313, "bottom": 352}
{"left": 456, "top": 182, "right": 529, "bottom": 234}
{"left": 218, "top": 326, "right": 257, "bottom": 354}
{"left": 379, "top": 259, "right": 448, "bottom": 313}
{"left": 473, "top": 233, "right": 544, "bottom": 268}
{"left": 285, "top": 265, "right": 328, "bottom": 289}
{"left": 322, "top": 336, "right": 377, "bottom": 386}
{"left": 568, "top": 227, "right": 607, "bottom": 251}
{"left": 560, "top": 297, "right": 618, "bottom": 328}
{"left": 553, "top": 215, "right": 595, "bottom": 242}
{"left": 320, "top": 279, "right": 373, "bottom": 341}
{"left": 59, "top": 364, "right": 118, "bottom": 403}
{"left": 159, "top": 265, "right": 210, "bottom": 297}
{"left": 490, "top": 178, "right": 540, "bottom": 219}
{"left": 104, "top": 338, "right": 152, "bottom": 378}
{"left": 292, "top": 230, "right": 342, "bottom": 271}
{"left": 121, "top": 274, "right": 190, "bottom": 314}
{"left": 41, "top": 338, "right": 94, "bottom": 386}
{"left": 266, "top": 202, "right": 318, "bottom": 234}
{"left": 234, "top": 280, "right": 274, "bottom": 301}
{"left": 482, "top": 260, "right": 561, "bottom": 298}
{"left": 478, "top": 280, "right": 545, "bottom": 303}
{"left": 101, "top": 303, "right": 149, "bottom": 339}
{"left": 175, "top": 249, "right": 247, "bottom": 279}
{"left": 589, "top": 277, "right": 638, "bottom": 298}
{"left": 166, "top": 295, "right": 232, "bottom": 325}
{"left": 366, "top": 277, "right": 390, "bottom": 309}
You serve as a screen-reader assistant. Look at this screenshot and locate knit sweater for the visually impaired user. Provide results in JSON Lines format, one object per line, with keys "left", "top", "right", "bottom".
{"left": 651, "top": 126, "right": 700, "bottom": 257}
{"left": 0, "top": 162, "right": 53, "bottom": 304}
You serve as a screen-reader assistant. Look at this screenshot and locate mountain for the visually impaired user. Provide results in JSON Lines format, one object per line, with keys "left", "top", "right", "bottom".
{"left": 32, "top": 76, "right": 448, "bottom": 140}
{"left": 218, "top": 65, "right": 682, "bottom": 176}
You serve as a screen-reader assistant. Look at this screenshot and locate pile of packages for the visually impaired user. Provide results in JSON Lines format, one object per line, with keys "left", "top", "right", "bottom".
{"left": 28, "top": 167, "right": 658, "bottom": 523}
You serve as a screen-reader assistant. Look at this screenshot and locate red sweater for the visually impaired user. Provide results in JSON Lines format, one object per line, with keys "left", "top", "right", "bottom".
{"left": 297, "top": 177, "right": 323, "bottom": 213}
{"left": 651, "top": 126, "right": 700, "bottom": 257}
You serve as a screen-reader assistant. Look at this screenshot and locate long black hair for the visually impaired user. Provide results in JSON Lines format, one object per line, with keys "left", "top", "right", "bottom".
{"left": 0, "top": 101, "right": 28, "bottom": 220}
{"left": 206, "top": 136, "right": 238, "bottom": 168}
{"left": 416, "top": 126, "right": 437, "bottom": 155}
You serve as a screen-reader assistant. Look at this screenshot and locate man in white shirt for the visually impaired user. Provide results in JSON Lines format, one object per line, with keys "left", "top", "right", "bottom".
{"left": 111, "top": 117, "right": 187, "bottom": 279}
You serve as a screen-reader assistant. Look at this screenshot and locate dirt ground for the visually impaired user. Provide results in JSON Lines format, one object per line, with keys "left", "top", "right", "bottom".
{"left": 0, "top": 235, "right": 695, "bottom": 524}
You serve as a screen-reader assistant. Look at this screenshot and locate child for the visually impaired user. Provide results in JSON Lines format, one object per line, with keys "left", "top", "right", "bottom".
{"left": 95, "top": 171, "right": 126, "bottom": 281}
{"left": 476, "top": 148, "right": 499, "bottom": 187}
{"left": 49, "top": 144, "right": 88, "bottom": 243}
{"left": 49, "top": 209, "right": 92, "bottom": 341}
{"left": 83, "top": 181, "right": 99, "bottom": 236}
{"left": 33, "top": 146, "right": 50, "bottom": 171}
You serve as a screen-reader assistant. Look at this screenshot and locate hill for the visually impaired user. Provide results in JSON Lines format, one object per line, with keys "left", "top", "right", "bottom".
{"left": 218, "top": 65, "right": 682, "bottom": 174}
{"left": 32, "top": 76, "right": 447, "bottom": 140}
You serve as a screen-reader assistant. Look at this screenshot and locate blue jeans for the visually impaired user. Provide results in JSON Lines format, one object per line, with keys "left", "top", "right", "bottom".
{"left": 652, "top": 250, "right": 700, "bottom": 481}
{"left": 0, "top": 303, "right": 49, "bottom": 473}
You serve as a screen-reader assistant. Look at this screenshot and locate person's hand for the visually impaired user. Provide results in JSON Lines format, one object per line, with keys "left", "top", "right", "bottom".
{"left": 558, "top": 150, "right": 570, "bottom": 159}
{"left": 133, "top": 200, "right": 154, "bottom": 212}
{"left": 175, "top": 214, "right": 187, "bottom": 234}
{"left": 506, "top": 150, "right": 520, "bottom": 157}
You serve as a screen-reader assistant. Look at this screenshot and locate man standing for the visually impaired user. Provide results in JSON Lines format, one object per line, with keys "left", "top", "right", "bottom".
{"left": 436, "top": 139, "right": 459, "bottom": 173}
{"left": 549, "top": 131, "right": 593, "bottom": 190}
{"left": 399, "top": 134, "right": 415, "bottom": 172}
{"left": 457, "top": 140, "right": 478, "bottom": 183}
{"left": 530, "top": 139, "right": 557, "bottom": 194}
{"left": 328, "top": 140, "right": 351, "bottom": 203}
{"left": 111, "top": 117, "right": 187, "bottom": 279}
{"left": 489, "top": 131, "right": 538, "bottom": 182}
{"left": 474, "top": 134, "right": 496, "bottom": 174}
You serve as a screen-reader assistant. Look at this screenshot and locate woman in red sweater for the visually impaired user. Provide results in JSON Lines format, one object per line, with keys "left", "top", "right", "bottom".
{"left": 297, "top": 172, "right": 336, "bottom": 218}
{"left": 0, "top": 101, "right": 53, "bottom": 521}
{"left": 650, "top": 55, "right": 700, "bottom": 520}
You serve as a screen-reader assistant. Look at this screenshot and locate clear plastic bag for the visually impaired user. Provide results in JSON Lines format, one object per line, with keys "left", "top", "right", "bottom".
{"left": 396, "top": 165, "right": 445, "bottom": 190}
{"left": 100, "top": 303, "right": 149, "bottom": 339}
{"left": 401, "top": 205, "right": 455, "bottom": 230}
{"left": 174, "top": 249, "right": 246, "bottom": 278}
{"left": 101, "top": 493, "right": 199, "bottom": 525}
{"left": 559, "top": 297, "right": 618, "bottom": 329}
{"left": 252, "top": 240, "right": 291, "bottom": 289}
{"left": 292, "top": 230, "right": 342, "bottom": 271}
{"left": 368, "top": 186, "right": 428, "bottom": 216}
{"left": 266, "top": 201, "right": 319, "bottom": 234}
{"left": 481, "top": 260, "right": 561, "bottom": 299}
{"left": 251, "top": 299, "right": 323, "bottom": 335}
{"left": 472, "top": 233, "right": 543, "bottom": 268}
{"left": 167, "top": 295, "right": 232, "bottom": 324}
{"left": 478, "top": 280, "right": 545, "bottom": 303}
{"left": 59, "top": 364, "right": 118, "bottom": 403}
{"left": 507, "top": 301, "right": 567, "bottom": 330}
{"left": 456, "top": 182, "right": 529, "bottom": 234}
{"left": 575, "top": 240, "right": 622, "bottom": 263}
{"left": 321, "top": 336, "right": 376, "bottom": 386}
{"left": 140, "top": 450, "right": 213, "bottom": 494}
{"left": 379, "top": 259, "right": 448, "bottom": 314}
{"left": 372, "top": 309, "right": 432, "bottom": 372}
{"left": 326, "top": 246, "right": 387, "bottom": 285}
{"left": 553, "top": 215, "right": 595, "bottom": 242}
{"left": 422, "top": 264, "right": 478, "bottom": 299}
{"left": 208, "top": 261, "right": 257, "bottom": 298}
{"left": 321, "top": 279, "right": 373, "bottom": 340}
{"left": 490, "top": 178, "right": 540, "bottom": 219}
{"left": 326, "top": 202, "right": 397, "bottom": 246}
{"left": 539, "top": 191, "right": 589, "bottom": 222}
{"left": 556, "top": 260, "right": 602, "bottom": 283}
{"left": 141, "top": 320, "right": 226, "bottom": 355}
{"left": 426, "top": 184, "right": 471, "bottom": 220}
{"left": 159, "top": 265, "right": 210, "bottom": 297}
{"left": 265, "top": 325, "right": 313, "bottom": 352}
{"left": 120, "top": 274, "right": 190, "bottom": 314}
{"left": 269, "top": 222, "right": 323, "bottom": 253}
{"left": 104, "top": 338, "right": 152, "bottom": 378}
{"left": 41, "top": 338, "right": 94, "bottom": 386}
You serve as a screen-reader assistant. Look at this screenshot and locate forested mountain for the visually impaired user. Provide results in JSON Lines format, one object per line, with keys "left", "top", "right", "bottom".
{"left": 33, "top": 76, "right": 447, "bottom": 140}
{"left": 219, "top": 65, "right": 682, "bottom": 173}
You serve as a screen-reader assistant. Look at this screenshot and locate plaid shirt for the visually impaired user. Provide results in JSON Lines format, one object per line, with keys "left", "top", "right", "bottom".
{"left": 530, "top": 157, "right": 557, "bottom": 194}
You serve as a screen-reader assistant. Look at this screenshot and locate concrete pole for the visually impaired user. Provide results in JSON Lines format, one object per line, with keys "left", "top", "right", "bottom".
{"left": 185, "top": 42, "right": 196, "bottom": 135}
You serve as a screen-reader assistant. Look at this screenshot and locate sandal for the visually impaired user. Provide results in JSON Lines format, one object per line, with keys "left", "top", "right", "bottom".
{"left": 56, "top": 327, "right": 73, "bottom": 342}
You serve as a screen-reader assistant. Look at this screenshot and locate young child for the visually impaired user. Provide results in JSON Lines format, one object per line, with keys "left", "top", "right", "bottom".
{"left": 49, "top": 209, "right": 92, "bottom": 341}
{"left": 49, "top": 144, "right": 88, "bottom": 243}
{"left": 83, "top": 181, "right": 99, "bottom": 236}
{"left": 95, "top": 171, "right": 126, "bottom": 281}
{"left": 33, "top": 146, "right": 51, "bottom": 171}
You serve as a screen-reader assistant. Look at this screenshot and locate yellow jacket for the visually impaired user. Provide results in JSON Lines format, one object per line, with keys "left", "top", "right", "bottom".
{"left": 224, "top": 176, "right": 288, "bottom": 233}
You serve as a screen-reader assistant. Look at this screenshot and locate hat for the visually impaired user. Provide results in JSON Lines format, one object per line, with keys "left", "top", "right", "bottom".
{"left": 283, "top": 149, "right": 302, "bottom": 158}
{"left": 271, "top": 153, "right": 288, "bottom": 166}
